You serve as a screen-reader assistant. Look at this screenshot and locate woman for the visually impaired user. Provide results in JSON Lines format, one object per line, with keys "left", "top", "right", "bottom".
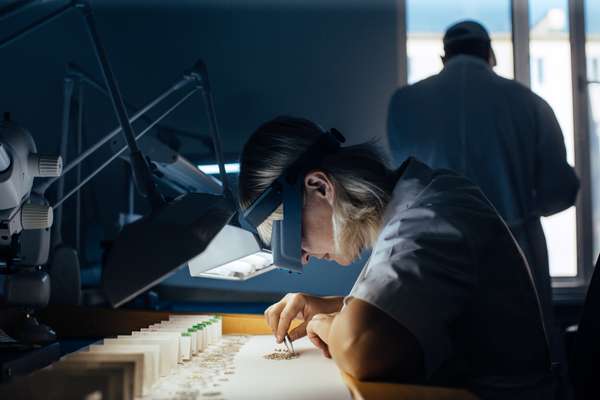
{"left": 238, "top": 116, "right": 552, "bottom": 399}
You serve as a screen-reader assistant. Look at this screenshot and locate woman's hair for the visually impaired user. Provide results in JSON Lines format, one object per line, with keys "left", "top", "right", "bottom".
{"left": 238, "top": 116, "right": 396, "bottom": 261}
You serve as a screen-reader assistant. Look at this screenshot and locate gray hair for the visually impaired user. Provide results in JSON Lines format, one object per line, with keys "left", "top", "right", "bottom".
{"left": 238, "top": 116, "right": 396, "bottom": 261}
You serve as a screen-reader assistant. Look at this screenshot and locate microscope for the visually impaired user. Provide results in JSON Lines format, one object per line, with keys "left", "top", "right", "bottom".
{"left": 0, "top": 112, "right": 62, "bottom": 344}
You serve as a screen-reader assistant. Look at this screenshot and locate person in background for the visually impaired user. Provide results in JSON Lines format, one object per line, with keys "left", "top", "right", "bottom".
{"left": 386, "top": 20, "right": 579, "bottom": 359}
{"left": 239, "top": 116, "right": 552, "bottom": 399}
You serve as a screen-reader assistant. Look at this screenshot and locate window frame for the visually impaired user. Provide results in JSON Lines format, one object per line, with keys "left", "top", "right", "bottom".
{"left": 555, "top": 0, "right": 594, "bottom": 298}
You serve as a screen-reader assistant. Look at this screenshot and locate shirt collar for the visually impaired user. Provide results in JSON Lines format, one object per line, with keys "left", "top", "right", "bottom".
{"left": 443, "top": 54, "right": 491, "bottom": 70}
{"left": 383, "top": 157, "right": 434, "bottom": 220}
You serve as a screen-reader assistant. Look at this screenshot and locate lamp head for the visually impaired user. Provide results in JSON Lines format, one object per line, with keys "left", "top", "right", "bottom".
{"left": 102, "top": 192, "right": 234, "bottom": 307}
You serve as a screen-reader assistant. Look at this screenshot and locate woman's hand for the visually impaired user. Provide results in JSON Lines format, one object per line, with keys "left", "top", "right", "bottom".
{"left": 264, "top": 293, "right": 343, "bottom": 343}
{"left": 306, "top": 313, "right": 337, "bottom": 358}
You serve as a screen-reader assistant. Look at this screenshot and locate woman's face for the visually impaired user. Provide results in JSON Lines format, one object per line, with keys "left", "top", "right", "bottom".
{"left": 300, "top": 171, "right": 353, "bottom": 266}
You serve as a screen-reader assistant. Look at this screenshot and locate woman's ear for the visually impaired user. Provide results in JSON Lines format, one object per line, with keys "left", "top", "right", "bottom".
{"left": 304, "top": 171, "right": 335, "bottom": 204}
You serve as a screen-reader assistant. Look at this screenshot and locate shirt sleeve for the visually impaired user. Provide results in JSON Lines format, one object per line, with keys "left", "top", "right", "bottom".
{"left": 533, "top": 96, "right": 580, "bottom": 216}
{"left": 348, "top": 206, "right": 476, "bottom": 376}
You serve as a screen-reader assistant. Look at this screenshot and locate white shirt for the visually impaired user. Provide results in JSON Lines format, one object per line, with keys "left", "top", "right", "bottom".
{"left": 347, "top": 158, "right": 552, "bottom": 399}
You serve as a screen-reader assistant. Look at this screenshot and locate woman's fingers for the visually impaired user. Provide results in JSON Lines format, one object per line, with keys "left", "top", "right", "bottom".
{"left": 264, "top": 301, "right": 286, "bottom": 337}
{"left": 276, "top": 295, "right": 303, "bottom": 342}
{"left": 288, "top": 321, "right": 308, "bottom": 341}
{"left": 308, "top": 334, "right": 331, "bottom": 357}
{"left": 307, "top": 322, "right": 332, "bottom": 358}
{"left": 264, "top": 294, "right": 341, "bottom": 345}
{"left": 264, "top": 293, "right": 308, "bottom": 343}
{"left": 306, "top": 313, "right": 333, "bottom": 341}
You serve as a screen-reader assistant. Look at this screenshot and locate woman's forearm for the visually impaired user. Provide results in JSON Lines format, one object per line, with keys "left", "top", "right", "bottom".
{"left": 326, "top": 299, "right": 425, "bottom": 381}
{"left": 328, "top": 310, "right": 380, "bottom": 380}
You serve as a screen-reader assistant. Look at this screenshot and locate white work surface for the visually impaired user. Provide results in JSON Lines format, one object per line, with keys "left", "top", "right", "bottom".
{"left": 222, "top": 335, "right": 351, "bottom": 400}
{"left": 141, "top": 335, "right": 351, "bottom": 400}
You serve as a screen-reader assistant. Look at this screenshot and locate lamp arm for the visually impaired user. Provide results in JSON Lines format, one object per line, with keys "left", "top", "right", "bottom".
{"left": 52, "top": 88, "right": 200, "bottom": 209}
{"left": 187, "top": 61, "right": 234, "bottom": 204}
{"left": 52, "top": 77, "right": 75, "bottom": 247}
{"left": 33, "top": 75, "right": 193, "bottom": 195}
{"left": 75, "top": 0, "right": 165, "bottom": 209}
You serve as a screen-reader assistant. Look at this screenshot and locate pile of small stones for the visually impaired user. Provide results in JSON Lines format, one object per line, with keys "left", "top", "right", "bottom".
{"left": 263, "top": 348, "right": 299, "bottom": 360}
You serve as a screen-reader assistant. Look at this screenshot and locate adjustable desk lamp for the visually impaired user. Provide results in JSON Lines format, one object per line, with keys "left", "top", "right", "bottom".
{"left": 0, "top": 0, "right": 260, "bottom": 309}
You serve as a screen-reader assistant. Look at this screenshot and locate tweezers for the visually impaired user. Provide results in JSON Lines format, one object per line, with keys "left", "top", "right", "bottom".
{"left": 284, "top": 334, "right": 295, "bottom": 354}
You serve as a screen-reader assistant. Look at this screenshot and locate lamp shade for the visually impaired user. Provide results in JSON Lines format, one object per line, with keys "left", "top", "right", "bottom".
{"left": 102, "top": 192, "right": 234, "bottom": 307}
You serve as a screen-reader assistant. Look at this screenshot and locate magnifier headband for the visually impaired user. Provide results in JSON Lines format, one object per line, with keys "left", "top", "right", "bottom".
{"left": 238, "top": 128, "right": 346, "bottom": 272}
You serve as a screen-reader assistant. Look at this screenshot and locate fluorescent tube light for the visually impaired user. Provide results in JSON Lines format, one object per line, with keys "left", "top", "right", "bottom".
{"left": 197, "top": 163, "right": 240, "bottom": 175}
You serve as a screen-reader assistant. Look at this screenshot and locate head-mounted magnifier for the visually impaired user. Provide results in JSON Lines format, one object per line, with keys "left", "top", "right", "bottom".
{"left": 238, "top": 128, "right": 346, "bottom": 272}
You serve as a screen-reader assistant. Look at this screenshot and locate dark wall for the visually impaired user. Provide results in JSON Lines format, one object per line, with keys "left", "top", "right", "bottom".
{"left": 0, "top": 0, "right": 398, "bottom": 297}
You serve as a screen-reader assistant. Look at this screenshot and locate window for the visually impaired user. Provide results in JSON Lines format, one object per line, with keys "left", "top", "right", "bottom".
{"left": 530, "top": 57, "right": 545, "bottom": 87}
{"left": 588, "top": 57, "right": 599, "bottom": 81}
{"left": 406, "top": 0, "right": 513, "bottom": 84}
{"left": 531, "top": 57, "right": 545, "bottom": 86}
{"left": 529, "top": 0, "right": 577, "bottom": 277}
{"left": 585, "top": 0, "right": 600, "bottom": 264}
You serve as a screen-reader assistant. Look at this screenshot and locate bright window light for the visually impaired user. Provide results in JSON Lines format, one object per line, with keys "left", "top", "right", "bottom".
{"left": 197, "top": 163, "right": 240, "bottom": 175}
{"left": 530, "top": 0, "right": 577, "bottom": 277}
